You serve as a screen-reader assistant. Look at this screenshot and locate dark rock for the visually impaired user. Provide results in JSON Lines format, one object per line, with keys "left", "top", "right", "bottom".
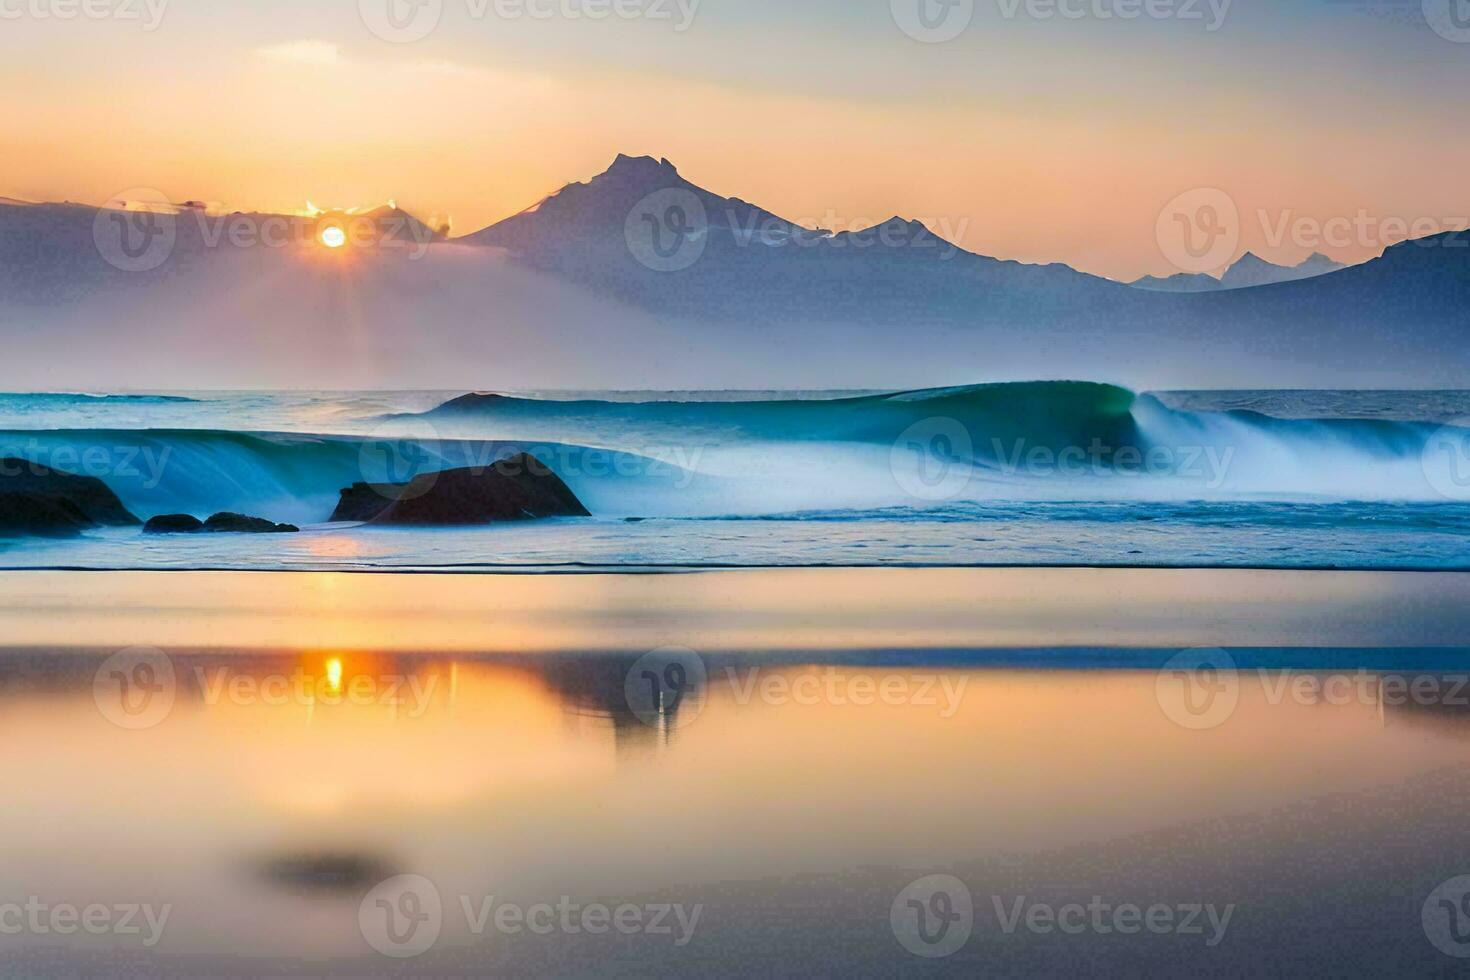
{"left": 0, "top": 492, "right": 95, "bottom": 537}
{"left": 203, "top": 512, "right": 299, "bottom": 534}
{"left": 144, "top": 512, "right": 298, "bottom": 534}
{"left": 0, "top": 457, "right": 139, "bottom": 525}
{"left": 330, "top": 454, "right": 590, "bottom": 525}
{"left": 143, "top": 514, "right": 205, "bottom": 534}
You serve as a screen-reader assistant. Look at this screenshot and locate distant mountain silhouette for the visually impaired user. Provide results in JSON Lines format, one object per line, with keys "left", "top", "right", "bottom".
{"left": 1131, "top": 251, "right": 1347, "bottom": 292}
{"left": 1129, "top": 270, "right": 1220, "bottom": 292}
{"left": 0, "top": 155, "right": 1465, "bottom": 388}
{"left": 1221, "top": 251, "right": 1346, "bottom": 288}
{"left": 463, "top": 153, "right": 1118, "bottom": 323}
{"left": 470, "top": 154, "right": 818, "bottom": 252}
{"left": 0, "top": 198, "right": 443, "bottom": 305}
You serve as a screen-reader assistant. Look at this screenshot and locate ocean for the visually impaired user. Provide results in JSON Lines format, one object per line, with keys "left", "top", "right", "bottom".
{"left": 1, "top": 384, "right": 1468, "bottom": 571}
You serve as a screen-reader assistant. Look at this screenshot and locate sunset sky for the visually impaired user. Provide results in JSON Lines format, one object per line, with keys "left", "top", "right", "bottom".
{"left": 2, "top": 0, "right": 1467, "bottom": 280}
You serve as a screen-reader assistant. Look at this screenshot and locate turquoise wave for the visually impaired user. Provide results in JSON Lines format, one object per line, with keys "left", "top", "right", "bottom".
{"left": 0, "top": 430, "right": 683, "bottom": 525}
{"left": 1, "top": 381, "right": 1467, "bottom": 526}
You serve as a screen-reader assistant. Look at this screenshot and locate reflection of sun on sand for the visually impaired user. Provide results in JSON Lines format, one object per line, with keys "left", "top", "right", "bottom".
{"left": 322, "top": 654, "right": 343, "bottom": 693}
{"left": 5, "top": 634, "right": 1470, "bottom": 969}
{"left": 1, "top": 567, "right": 1468, "bottom": 652}
{"left": 85, "top": 649, "right": 618, "bottom": 820}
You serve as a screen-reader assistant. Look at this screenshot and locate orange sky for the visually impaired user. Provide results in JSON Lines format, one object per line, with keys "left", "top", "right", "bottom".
{"left": 2, "top": 3, "right": 1467, "bottom": 280}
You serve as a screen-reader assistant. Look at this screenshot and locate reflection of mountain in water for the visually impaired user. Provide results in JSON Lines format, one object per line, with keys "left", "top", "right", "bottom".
{"left": 1377, "top": 673, "right": 1470, "bottom": 737}
{"left": 537, "top": 654, "right": 706, "bottom": 753}
{"left": 14, "top": 649, "right": 1470, "bottom": 750}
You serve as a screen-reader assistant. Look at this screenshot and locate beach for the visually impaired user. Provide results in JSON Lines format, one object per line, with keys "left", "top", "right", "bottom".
{"left": 2, "top": 567, "right": 1469, "bottom": 974}
{"left": 7, "top": 3, "right": 1470, "bottom": 974}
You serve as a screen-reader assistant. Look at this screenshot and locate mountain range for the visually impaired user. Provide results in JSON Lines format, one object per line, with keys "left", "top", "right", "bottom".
{"left": 0, "top": 154, "right": 1465, "bottom": 389}
{"left": 1131, "top": 251, "right": 1347, "bottom": 292}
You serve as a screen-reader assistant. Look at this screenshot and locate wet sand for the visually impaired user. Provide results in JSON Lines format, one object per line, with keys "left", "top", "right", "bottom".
{"left": 2, "top": 566, "right": 1470, "bottom": 651}
{"left": 1, "top": 568, "right": 1469, "bottom": 975}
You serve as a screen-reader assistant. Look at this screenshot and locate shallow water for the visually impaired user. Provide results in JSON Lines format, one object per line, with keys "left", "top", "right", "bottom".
{"left": 2, "top": 504, "right": 1470, "bottom": 571}
{"left": 2, "top": 568, "right": 1470, "bottom": 974}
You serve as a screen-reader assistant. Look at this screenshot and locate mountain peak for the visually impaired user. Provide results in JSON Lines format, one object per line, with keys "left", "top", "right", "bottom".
{"left": 884, "top": 216, "right": 927, "bottom": 231}
{"left": 467, "top": 152, "right": 815, "bottom": 252}
{"left": 1230, "top": 251, "right": 1286, "bottom": 271}
{"left": 1219, "top": 250, "right": 1294, "bottom": 288}
{"left": 1129, "top": 271, "right": 1221, "bottom": 292}
{"left": 1296, "top": 251, "right": 1344, "bottom": 273}
{"left": 1135, "top": 249, "right": 1352, "bottom": 292}
{"left": 835, "top": 216, "right": 943, "bottom": 242}
{"left": 605, "top": 153, "right": 680, "bottom": 180}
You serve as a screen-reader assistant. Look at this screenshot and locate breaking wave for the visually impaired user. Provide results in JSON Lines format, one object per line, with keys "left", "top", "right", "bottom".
{"left": 420, "top": 381, "right": 1470, "bottom": 506}
{"left": 1, "top": 381, "right": 1466, "bottom": 525}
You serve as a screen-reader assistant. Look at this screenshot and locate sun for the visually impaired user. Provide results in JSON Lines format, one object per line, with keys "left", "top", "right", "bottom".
{"left": 319, "top": 225, "right": 347, "bottom": 249}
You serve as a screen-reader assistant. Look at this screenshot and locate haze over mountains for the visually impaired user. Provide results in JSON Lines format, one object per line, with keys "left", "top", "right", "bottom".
{"left": 0, "top": 154, "right": 1465, "bottom": 389}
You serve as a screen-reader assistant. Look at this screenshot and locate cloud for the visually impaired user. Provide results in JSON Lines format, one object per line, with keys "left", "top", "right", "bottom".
{"left": 402, "top": 59, "right": 483, "bottom": 78}
{"left": 256, "top": 40, "right": 343, "bottom": 67}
